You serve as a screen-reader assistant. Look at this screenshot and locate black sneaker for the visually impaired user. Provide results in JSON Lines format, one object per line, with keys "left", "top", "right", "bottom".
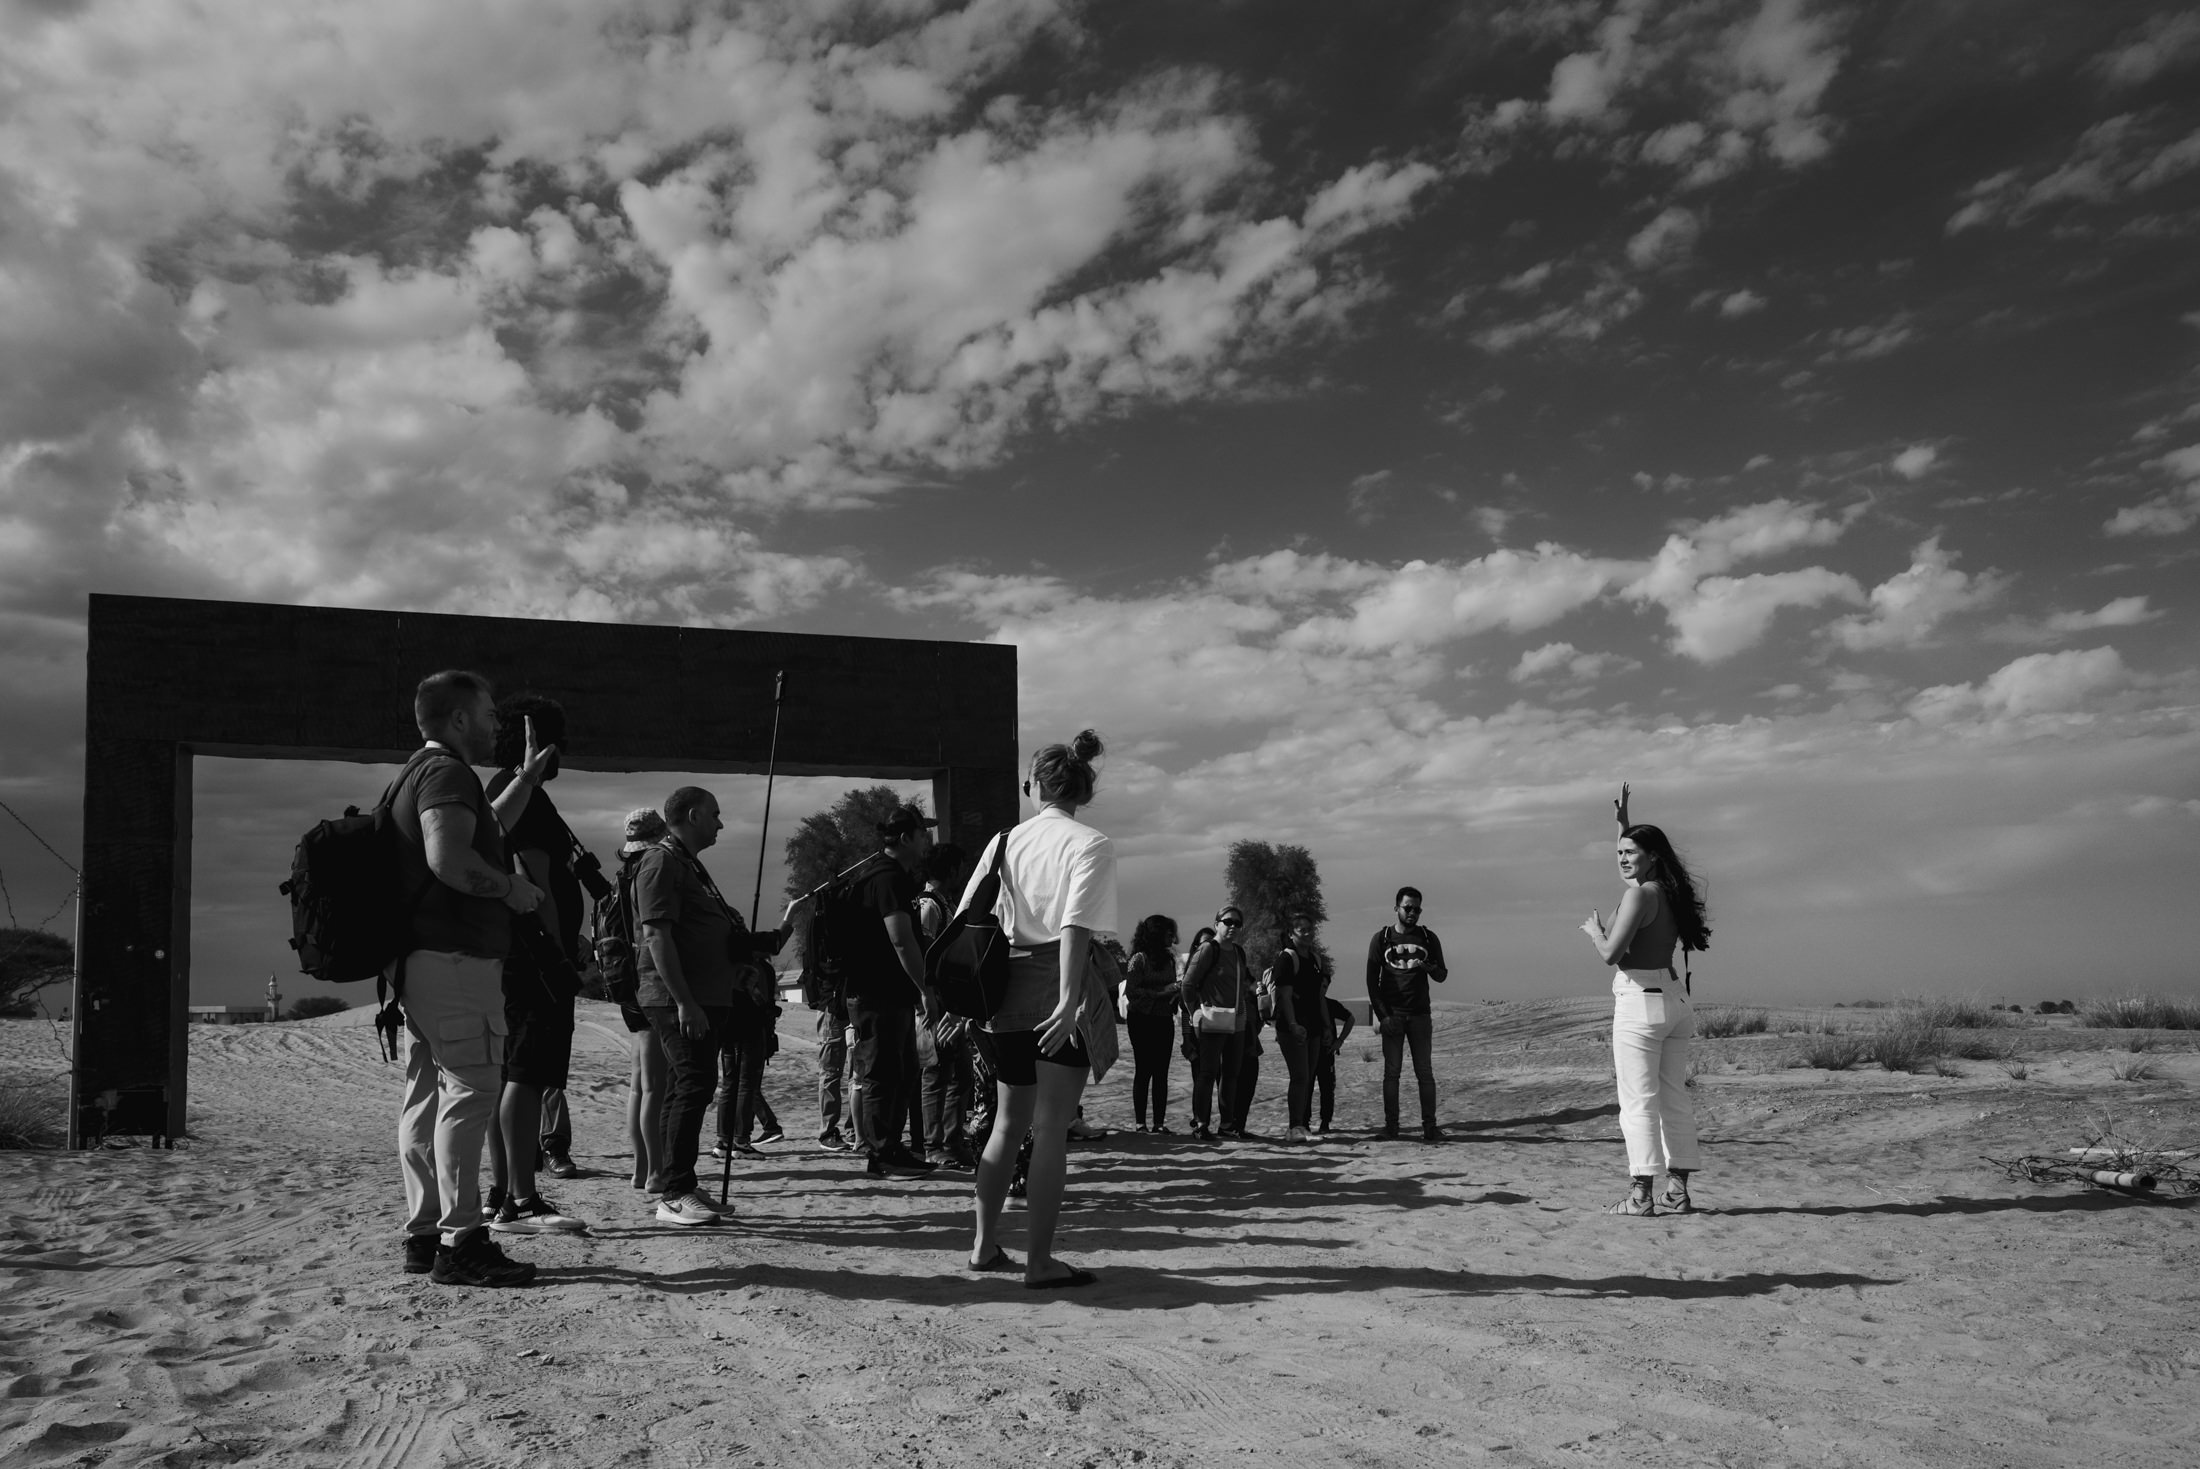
{"left": 543, "top": 1152, "right": 579, "bottom": 1179}
{"left": 1421, "top": 1126, "right": 1444, "bottom": 1144}
{"left": 868, "top": 1146, "right": 937, "bottom": 1178}
{"left": 480, "top": 1183, "right": 509, "bottom": 1221}
{"left": 402, "top": 1235, "right": 437, "bottom": 1275}
{"left": 818, "top": 1130, "right": 852, "bottom": 1153}
{"left": 430, "top": 1230, "right": 537, "bottom": 1287}
{"left": 1381, "top": 1124, "right": 1401, "bottom": 1140}
{"left": 755, "top": 1125, "right": 785, "bottom": 1145}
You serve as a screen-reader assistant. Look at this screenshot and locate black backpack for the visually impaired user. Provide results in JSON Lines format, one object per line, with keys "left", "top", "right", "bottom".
{"left": 925, "top": 829, "right": 1012, "bottom": 1021}
{"left": 798, "top": 853, "right": 896, "bottom": 1010}
{"left": 593, "top": 856, "right": 644, "bottom": 1010}
{"left": 279, "top": 748, "right": 438, "bottom": 986}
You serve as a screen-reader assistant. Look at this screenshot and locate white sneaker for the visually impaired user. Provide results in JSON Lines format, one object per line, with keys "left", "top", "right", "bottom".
{"left": 1286, "top": 1126, "right": 1309, "bottom": 1144}
{"left": 1066, "top": 1117, "right": 1108, "bottom": 1140}
{"left": 654, "top": 1192, "right": 721, "bottom": 1226}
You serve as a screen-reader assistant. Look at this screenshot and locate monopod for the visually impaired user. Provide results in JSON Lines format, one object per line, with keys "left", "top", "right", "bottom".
{"left": 724, "top": 670, "right": 787, "bottom": 1208}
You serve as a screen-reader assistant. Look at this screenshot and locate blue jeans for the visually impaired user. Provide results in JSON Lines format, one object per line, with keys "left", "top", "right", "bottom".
{"left": 1379, "top": 1012, "right": 1436, "bottom": 1130}
{"left": 642, "top": 1003, "right": 731, "bottom": 1196}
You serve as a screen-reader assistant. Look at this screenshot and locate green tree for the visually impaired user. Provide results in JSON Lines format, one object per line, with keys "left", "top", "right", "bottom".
{"left": 0, "top": 928, "right": 71, "bottom": 1017}
{"left": 283, "top": 994, "right": 351, "bottom": 1022}
{"left": 782, "top": 786, "right": 924, "bottom": 961}
{"left": 1222, "top": 840, "right": 1329, "bottom": 978}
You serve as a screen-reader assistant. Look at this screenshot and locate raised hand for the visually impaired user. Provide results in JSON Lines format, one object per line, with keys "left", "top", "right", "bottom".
{"left": 1613, "top": 781, "right": 1631, "bottom": 829}
{"left": 521, "top": 715, "right": 556, "bottom": 784}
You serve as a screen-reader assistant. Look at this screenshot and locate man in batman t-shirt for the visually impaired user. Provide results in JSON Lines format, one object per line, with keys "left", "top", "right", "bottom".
{"left": 1364, "top": 887, "right": 1448, "bottom": 1141}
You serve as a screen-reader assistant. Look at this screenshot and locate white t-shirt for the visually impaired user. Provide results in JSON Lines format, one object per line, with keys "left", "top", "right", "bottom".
{"left": 963, "top": 807, "right": 1118, "bottom": 947}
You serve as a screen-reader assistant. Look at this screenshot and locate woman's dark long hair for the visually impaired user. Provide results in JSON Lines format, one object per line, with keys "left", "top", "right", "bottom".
{"left": 1187, "top": 925, "right": 1217, "bottom": 957}
{"left": 1131, "top": 914, "right": 1177, "bottom": 968}
{"left": 1622, "top": 823, "right": 1710, "bottom": 953}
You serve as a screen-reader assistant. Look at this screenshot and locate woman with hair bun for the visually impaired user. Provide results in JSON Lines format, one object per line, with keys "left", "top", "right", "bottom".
{"left": 1123, "top": 915, "right": 1182, "bottom": 1133}
{"left": 1580, "top": 783, "right": 1713, "bottom": 1217}
{"left": 964, "top": 729, "right": 1117, "bottom": 1289}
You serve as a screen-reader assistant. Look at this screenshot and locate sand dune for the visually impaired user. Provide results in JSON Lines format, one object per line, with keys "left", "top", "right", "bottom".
{"left": 1, "top": 1000, "right": 2194, "bottom": 1467}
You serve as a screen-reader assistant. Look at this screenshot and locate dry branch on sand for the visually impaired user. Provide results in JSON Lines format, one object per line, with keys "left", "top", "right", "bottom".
{"left": 1984, "top": 1120, "right": 2200, "bottom": 1197}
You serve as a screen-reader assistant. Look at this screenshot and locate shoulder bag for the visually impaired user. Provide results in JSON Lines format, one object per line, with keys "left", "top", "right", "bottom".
{"left": 925, "top": 829, "right": 1015, "bottom": 1021}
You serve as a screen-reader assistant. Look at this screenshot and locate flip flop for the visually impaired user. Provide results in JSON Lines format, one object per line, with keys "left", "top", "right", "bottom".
{"left": 967, "top": 1249, "right": 1020, "bottom": 1274}
{"left": 1023, "top": 1267, "right": 1097, "bottom": 1291}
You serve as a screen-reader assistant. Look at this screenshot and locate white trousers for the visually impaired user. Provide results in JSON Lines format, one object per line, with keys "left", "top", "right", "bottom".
{"left": 1611, "top": 987, "right": 1699, "bottom": 1176}
{"left": 395, "top": 950, "right": 507, "bottom": 1246}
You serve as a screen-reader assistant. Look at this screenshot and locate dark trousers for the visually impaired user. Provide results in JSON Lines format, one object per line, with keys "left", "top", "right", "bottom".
{"left": 849, "top": 998, "right": 916, "bottom": 1157}
{"left": 713, "top": 1017, "right": 771, "bottom": 1147}
{"left": 643, "top": 1003, "right": 731, "bottom": 1197}
{"left": 538, "top": 1086, "right": 570, "bottom": 1155}
{"left": 918, "top": 1025, "right": 973, "bottom": 1152}
{"left": 1312, "top": 1028, "right": 1338, "bottom": 1128}
{"left": 1191, "top": 1029, "right": 1242, "bottom": 1129}
{"left": 1127, "top": 1013, "right": 1175, "bottom": 1127}
{"left": 1380, "top": 1012, "right": 1437, "bottom": 1130}
{"left": 1278, "top": 1025, "right": 1313, "bottom": 1130}
{"left": 815, "top": 1000, "right": 848, "bottom": 1140}
{"left": 1232, "top": 1033, "right": 1261, "bottom": 1132}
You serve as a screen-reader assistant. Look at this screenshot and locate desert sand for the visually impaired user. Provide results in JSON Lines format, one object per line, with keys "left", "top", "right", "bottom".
{"left": 2, "top": 997, "right": 2196, "bottom": 1468}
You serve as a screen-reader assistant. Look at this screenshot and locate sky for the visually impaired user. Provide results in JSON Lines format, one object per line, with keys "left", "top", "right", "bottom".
{"left": 2, "top": 0, "right": 2197, "bottom": 1009}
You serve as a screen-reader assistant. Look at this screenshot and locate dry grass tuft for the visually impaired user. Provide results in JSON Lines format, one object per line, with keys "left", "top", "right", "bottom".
{"left": 1695, "top": 1006, "right": 1770, "bottom": 1039}
{"left": 1797, "top": 1033, "right": 1866, "bottom": 1070}
{"left": 0, "top": 1079, "right": 64, "bottom": 1149}
{"left": 2106, "top": 1052, "right": 2157, "bottom": 1083}
{"left": 1898, "top": 995, "right": 2010, "bottom": 1030}
{"left": 2077, "top": 995, "right": 2200, "bottom": 1030}
{"left": 1869, "top": 1014, "right": 1946, "bottom": 1073}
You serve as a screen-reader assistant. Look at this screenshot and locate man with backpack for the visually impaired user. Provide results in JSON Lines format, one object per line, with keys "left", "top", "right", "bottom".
{"left": 390, "top": 670, "right": 547, "bottom": 1288}
{"left": 842, "top": 805, "right": 939, "bottom": 1179}
{"left": 915, "top": 843, "right": 976, "bottom": 1170}
{"left": 1366, "top": 886, "right": 1449, "bottom": 1142}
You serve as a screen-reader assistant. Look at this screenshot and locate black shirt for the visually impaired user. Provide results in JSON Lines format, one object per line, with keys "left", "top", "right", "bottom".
{"left": 843, "top": 857, "right": 921, "bottom": 1006}
{"left": 388, "top": 747, "right": 508, "bottom": 958}
{"left": 1276, "top": 940, "right": 1324, "bottom": 1027}
{"left": 486, "top": 771, "right": 581, "bottom": 966}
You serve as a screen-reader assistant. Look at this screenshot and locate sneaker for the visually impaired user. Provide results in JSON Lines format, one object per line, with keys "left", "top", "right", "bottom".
{"left": 1380, "top": 1124, "right": 1401, "bottom": 1140}
{"left": 542, "top": 1152, "right": 579, "bottom": 1180}
{"left": 490, "top": 1195, "right": 588, "bottom": 1235}
{"left": 1315, "top": 1123, "right": 1331, "bottom": 1136}
{"left": 1194, "top": 1125, "right": 1216, "bottom": 1142}
{"left": 430, "top": 1230, "right": 537, "bottom": 1287}
{"left": 402, "top": 1234, "right": 437, "bottom": 1275}
{"left": 480, "top": 1183, "right": 509, "bottom": 1221}
{"left": 1421, "top": 1126, "right": 1444, "bottom": 1144}
{"left": 756, "top": 1125, "right": 786, "bottom": 1145}
{"left": 1150, "top": 1122, "right": 1175, "bottom": 1136}
{"left": 1066, "top": 1116, "right": 1108, "bottom": 1141}
{"left": 1286, "top": 1126, "right": 1309, "bottom": 1144}
{"left": 1216, "top": 1126, "right": 1241, "bottom": 1140}
{"left": 817, "top": 1130, "right": 852, "bottom": 1153}
{"left": 709, "top": 1139, "right": 732, "bottom": 1161}
{"left": 926, "top": 1147, "right": 975, "bottom": 1172}
{"left": 1662, "top": 1176, "right": 1696, "bottom": 1215}
{"left": 654, "top": 1192, "right": 722, "bottom": 1226}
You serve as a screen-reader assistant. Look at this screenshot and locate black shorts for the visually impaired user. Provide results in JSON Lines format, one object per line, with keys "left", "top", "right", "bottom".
{"left": 975, "top": 1027, "right": 1090, "bottom": 1088}
{"left": 502, "top": 978, "right": 576, "bottom": 1088}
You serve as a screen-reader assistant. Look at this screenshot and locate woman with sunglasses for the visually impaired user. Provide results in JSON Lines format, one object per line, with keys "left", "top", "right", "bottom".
{"left": 965, "top": 729, "right": 1117, "bottom": 1289}
{"left": 1580, "top": 783, "right": 1713, "bottom": 1216}
{"left": 1179, "top": 907, "right": 1253, "bottom": 1141}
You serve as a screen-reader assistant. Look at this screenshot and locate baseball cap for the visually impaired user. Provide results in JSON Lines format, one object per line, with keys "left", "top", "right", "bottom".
{"left": 875, "top": 804, "right": 938, "bottom": 841}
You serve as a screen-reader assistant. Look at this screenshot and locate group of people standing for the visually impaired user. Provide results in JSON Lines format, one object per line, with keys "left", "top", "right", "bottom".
{"left": 381, "top": 668, "right": 1713, "bottom": 1293}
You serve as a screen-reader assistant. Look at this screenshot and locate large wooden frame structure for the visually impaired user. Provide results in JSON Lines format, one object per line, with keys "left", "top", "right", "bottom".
{"left": 73, "top": 593, "right": 1019, "bottom": 1145}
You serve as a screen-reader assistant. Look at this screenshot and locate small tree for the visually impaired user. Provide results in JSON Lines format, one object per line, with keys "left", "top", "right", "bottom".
{"left": 782, "top": 786, "right": 925, "bottom": 962}
{"left": 0, "top": 928, "right": 72, "bottom": 1017}
{"left": 284, "top": 994, "right": 351, "bottom": 1022}
{"left": 1223, "top": 840, "right": 1329, "bottom": 978}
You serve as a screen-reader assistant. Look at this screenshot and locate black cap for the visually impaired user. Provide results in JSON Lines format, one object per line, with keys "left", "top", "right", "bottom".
{"left": 876, "top": 805, "right": 938, "bottom": 841}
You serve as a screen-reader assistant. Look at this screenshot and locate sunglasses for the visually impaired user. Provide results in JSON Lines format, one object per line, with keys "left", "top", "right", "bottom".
{"left": 1216, "top": 917, "right": 1242, "bottom": 927}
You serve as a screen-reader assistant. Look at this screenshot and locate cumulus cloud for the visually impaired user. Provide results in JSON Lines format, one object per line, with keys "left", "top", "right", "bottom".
{"left": 1947, "top": 111, "right": 2200, "bottom": 232}
{"left": 1890, "top": 445, "right": 1938, "bottom": 479}
{"left": 1908, "top": 647, "right": 2132, "bottom": 724}
{"left": 1825, "top": 538, "right": 2006, "bottom": 652}
{"left": 2093, "top": 11, "right": 2200, "bottom": 89}
{"left": 1510, "top": 642, "right": 1640, "bottom": 684}
{"left": 1626, "top": 206, "right": 1701, "bottom": 268}
{"left": 1623, "top": 498, "right": 1865, "bottom": 662}
{"left": 2104, "top": 444, "right": 2200, "bottom": 535}
{"left": 1718, "top": 288, "right": 1767, "bottom": 317}
{"left": 2044, "top": 596, "right": 2160, "bottom": 633}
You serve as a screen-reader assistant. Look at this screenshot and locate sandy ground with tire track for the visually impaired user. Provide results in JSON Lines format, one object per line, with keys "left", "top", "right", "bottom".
{"left": 2, "top": 999, "right": 2196, "bottom": 1468}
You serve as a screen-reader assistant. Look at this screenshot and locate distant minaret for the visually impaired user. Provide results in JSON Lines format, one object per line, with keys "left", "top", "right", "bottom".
{"left": 265, "top": 974, "right": 281, "bottom": 1022}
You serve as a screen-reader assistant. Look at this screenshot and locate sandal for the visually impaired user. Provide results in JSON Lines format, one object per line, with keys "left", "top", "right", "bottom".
{"left": 1606, "top": 1178, "right": 1658, "bottom": 1217}
{"left": 1662, "top": 1177, "right": 1696, "bottom": 1215}
{"left": 967, "top": 1248, "right": 1020, "bottom": 1274}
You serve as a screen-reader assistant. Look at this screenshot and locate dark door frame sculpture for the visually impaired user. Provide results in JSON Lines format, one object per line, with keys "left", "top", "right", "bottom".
{"left": 73, "top": 593, "right": 1019, "bottom": 1146}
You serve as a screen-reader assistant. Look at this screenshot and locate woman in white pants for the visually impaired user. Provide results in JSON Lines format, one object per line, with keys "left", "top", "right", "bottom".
{"left": 1580, "top": 784, "right": 1712, "bottom": 1217}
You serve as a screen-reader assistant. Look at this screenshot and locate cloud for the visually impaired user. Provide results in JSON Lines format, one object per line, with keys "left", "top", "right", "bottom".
{"left": 1718, "top": 288, "right": 1767, "bottom": 317}
{"left": 2044, "top": 596, "right": 2161, "bottom": 633}
{"left": 1510, "top": 642, "right": 1641, "bottom": 684}
{"left": 1623, "top": 498, "right": 1865, "bottom": 662}
{"left": 1661, "top": 567, "right": 1863, "bottom": 662}
{"left": 1825, "top": 538, "right": 2006, "bottom": 652}
{"left": 2093, "top": 11, "right": 2200, "bottom": 89}
{"left": 1947, "top": 110, "right": 2200, "bottom": 232}
{"left": 1346, "top": 469, "right": 1395, "bottom": 525}
{"left": 2104, "top": 443, "right": 2200, "bottom": 535}
{"left": 1908, "top": 646, "right": 2132, "bottom": 724}
{"left": 1626, "top": 206, "right": 1701, "bottom": 269}
{"left": 1890, "top": 444, "right": 1938, "bottom": 479}
{"left": 1284, "top": 545, "right": 1628, "bottom": 654}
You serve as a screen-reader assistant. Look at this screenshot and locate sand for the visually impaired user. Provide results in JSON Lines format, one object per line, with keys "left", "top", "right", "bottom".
{"left": 2, "top": 998, "right": 2196, "bottom": 1468}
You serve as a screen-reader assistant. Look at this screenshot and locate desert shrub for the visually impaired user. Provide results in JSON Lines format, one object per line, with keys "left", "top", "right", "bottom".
{"left": 284, "top": 995, "right": 351, "bottom": 1021}
{"left": 1998, "top": 1053, "right": 2030, "bottom": 1081}
{"left": 1793, "top": 1013, "right": 1853, "bottom": 1035}
{"left": 1846, "top": 998, "right": 1892, "bottom": 1009}
{"left": 0, "top": 1080, "right": 64, "bottom": 1149}
{"left": 2106, "top": 1053, "right": 2157, "bottom": 1083}
{"left": 1869, "top": 1014, "right": 1945, "bottom": 1073}
{"left": 1898, "top": 995, "right": 2008, "bottom": 1030}
{"left": 1943, "top": 1032, "right": 2008, "bottom": 1060}
{"left": 1798, "top": 1033, "right": 1865, "bottom": 1070}
{"left": 2077, "top": 995, "right": 2200, "bottom": 1031}
{"left": 1695, "top": 1005, "right": 1769, "bottom": 1039}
